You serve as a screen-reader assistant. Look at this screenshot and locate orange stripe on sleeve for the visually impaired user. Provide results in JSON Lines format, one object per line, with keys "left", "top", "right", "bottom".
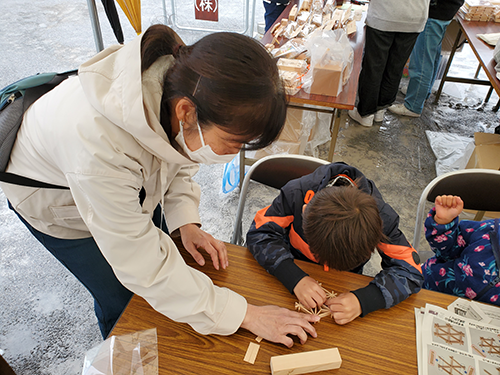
{"left": 289, "top": 225, "right": 318, "bottom": 263}
{"left": 378, "top": 243, "right": 422, "bottom": 273}
{"left": 254, "top": 205, "right": 295, "bottom": 229}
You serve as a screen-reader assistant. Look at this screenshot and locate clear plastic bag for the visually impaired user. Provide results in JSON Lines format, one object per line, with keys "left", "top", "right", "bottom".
{"left": 246, "top": 107, "right": 331, "bottom": 159}
{"left": 271, "top": 38, "right": 307, "bottom": 60}
{"left": 494, "top": 39, "right": 500, "bottom": 79}
{"left": 302, "top": 28, "right": 354, "bottom": 96}
{"left": 425, "top": 131, "right": 475, "bottom": 176}
{"left": 81, "top": 328, "right": 158, "bottom": 375}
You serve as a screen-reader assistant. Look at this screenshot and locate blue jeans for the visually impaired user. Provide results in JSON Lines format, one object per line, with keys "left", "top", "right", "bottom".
{"left": 405, "top": 18, "right": 451, "bottom": 114}
{"left": 8, "top": 202, "right": 167, "bottom": 339}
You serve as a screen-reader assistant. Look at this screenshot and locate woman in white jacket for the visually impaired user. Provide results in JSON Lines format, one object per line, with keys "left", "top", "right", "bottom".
{"left": 1, "top": 25, "right": 319, "bottom": 347}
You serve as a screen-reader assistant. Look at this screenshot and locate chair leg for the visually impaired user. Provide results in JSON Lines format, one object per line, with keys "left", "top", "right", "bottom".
{"left": 0, "top": 355, "right": 17, "bottom": 375}
{"left": 473, "top": 211, "right": 485, "bottom": 221}
{"left": 474, "top": 64, "right": 481, "bottom": 79}
{"left": 493, "top": 98, "right": 500, "bottom": 112}
{"left": 484, "top": 86, "right": 494, "bottom": 103}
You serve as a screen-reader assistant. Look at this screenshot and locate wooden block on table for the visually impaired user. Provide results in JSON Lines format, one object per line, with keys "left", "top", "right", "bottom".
{"left": 353, "top": 8, "right": 363, "bottom": 21}
{"left": 342, "top": 5, "right": 352, "bottom": 23}
{"left": 297, "top": 11, "right": 311, "bottom": 25}
{"left": 322, "top": 19, "right": 336, "bottom": 31}
{"left": 244, "top": 342, "right": 260, "bottom": 364}
{"left": 300, "top": 0, "right": 311, "bottom": 12}
{"left": 274, "top": 25, "right": 286, "bottom": 37}
{"left": 331, "top": 9, "right": 343, "bottom": 23}
{"left": 270, "top": 347, "right": 342, "bottom": 375}
{"left": 312, "top": 13, "right": 323, "bottom": 26}
{"left": 270, "top": 22, "right": 281, "bottom": 34}
{"left": 345, "top": 19, "right": 356, "bottom": 35}
{"left": 290, "top": 24, "right": 305, "bottom": 38}
{"left": 278, "top": 58, "right": 308, "bottom": 74}
{"left": 289, "top": 4, "right": 298, "bottom": 21}
{"left": 279, "top": 70, "right": 300, "bottom": 88}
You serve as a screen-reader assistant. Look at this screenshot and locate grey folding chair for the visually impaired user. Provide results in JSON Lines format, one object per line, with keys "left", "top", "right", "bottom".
{"left": 413, "top": 168, "right": 500, "bottom": 253}
{"left": 230, "top": 154, "right": 330, "bottom": 246}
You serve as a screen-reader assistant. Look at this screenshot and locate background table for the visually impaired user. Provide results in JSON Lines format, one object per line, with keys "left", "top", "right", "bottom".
{"left": 111, "top": 240, "right": 457, "bottom": 374}
{"left": 239, "top": 2, "right": 367, "bottom": 184}
{"left": 435, "top": 17, "right": 500, "bottom": 110}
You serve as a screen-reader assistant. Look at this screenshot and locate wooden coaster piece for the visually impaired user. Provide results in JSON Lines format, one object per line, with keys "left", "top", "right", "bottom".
{"left": 244, "top": 342, "right": 260, "bottom": 364}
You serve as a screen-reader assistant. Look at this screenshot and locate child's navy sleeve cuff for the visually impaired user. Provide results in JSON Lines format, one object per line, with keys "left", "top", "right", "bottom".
{"left": 273, "top": 258, "right": 309, "bottom": 294}
{"left": 351, "top": 284, "right": 386, "bottom": 317}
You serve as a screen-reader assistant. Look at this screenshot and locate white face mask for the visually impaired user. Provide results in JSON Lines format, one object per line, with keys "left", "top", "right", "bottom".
{"left": 175, "top": 120, "right": 239, "bottom": 165}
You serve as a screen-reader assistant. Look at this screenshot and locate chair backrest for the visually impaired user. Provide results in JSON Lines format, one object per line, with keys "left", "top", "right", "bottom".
{"left": 413, "top": 168, "right": 500, "bottom": 252}
{"left": 231, "top": 154, "right": 330, "bottom": 246}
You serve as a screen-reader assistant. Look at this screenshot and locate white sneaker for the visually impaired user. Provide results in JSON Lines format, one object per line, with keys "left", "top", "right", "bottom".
{"left": 388, "top": 103, "right": 420, "bottom": 118}
{"left": 348, "top": 108, "right": 374, "bottom": 127}
{"left": 374, "top": 109, "right": 386, "bottom": 122}
{"left": 400, "top": 85, "right": 408, "bottom": 96}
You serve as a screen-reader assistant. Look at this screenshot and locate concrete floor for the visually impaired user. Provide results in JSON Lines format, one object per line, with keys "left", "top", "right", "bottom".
{"left": 1, "top": 0, "right": 500, "bottom": 373}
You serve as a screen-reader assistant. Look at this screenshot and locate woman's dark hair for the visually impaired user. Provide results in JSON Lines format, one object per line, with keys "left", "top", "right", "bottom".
{"left": 303, "top": 186, "right": 385, "bottom": 271}
{"left": 141, "top": 24, "right": 287, "bottom": 150}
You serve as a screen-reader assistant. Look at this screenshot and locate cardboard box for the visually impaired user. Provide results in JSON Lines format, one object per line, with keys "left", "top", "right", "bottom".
{"left": 309, "top": 63, "right": 343, "bottom": 97}
{"left": 465, "top": 132, "right": 500, "bottom": 170}
{"left": 278, "top": 108, "right": 314, "bottom": 144}
{"left": 465, "top": 132, "right": 500, "bottom": 218}
{"left": 441, "top": 19, "right": 467, "bottom": 54}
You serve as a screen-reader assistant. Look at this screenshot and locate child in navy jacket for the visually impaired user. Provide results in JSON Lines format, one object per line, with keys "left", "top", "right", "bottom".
{"left": 423, "top": 195, "right": 500, "bottom": 305}
{"left": 246, "top": 162, "right": 424, "bottom": 324}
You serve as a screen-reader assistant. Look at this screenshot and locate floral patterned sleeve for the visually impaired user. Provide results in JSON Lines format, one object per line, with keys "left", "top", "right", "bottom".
{"left": 424, "top": 207, "right": 463, "bottom": 262}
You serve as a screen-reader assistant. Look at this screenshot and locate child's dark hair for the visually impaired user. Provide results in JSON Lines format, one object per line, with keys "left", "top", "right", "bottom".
{"left": 303, "top": 185, "right": 384, "bottom": 271}
{"left": 140, "top": 24, "right": 287, "bottom": 150}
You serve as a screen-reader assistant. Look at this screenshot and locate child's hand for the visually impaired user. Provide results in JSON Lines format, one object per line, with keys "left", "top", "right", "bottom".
{"left": 325, "top": 292, "right": 361, "bottom": 325}
{"left": 434, "top": 195, "right": 464, "bottom": 225}
{"left": 293, "top": 276, "right": 327, "bottom": 310}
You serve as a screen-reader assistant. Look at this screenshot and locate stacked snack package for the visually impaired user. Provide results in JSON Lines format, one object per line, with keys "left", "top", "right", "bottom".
{"left": 458, "top": 0, "right": 497, "bottom": 21}
{"left": 270, "top": 0, "right": 363, "bottom": 95}
{"left": 253, "top": 0, "right": 365, "bottom": 158}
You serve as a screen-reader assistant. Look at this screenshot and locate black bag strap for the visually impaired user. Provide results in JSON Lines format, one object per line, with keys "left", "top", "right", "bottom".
{"left": 22, "top": 70, "right": 78, "bottom": 112}
{"left": 0, "top": 69, "right": 77, "bottom": 190}
{"left": 0, "top": 172, "right": 69, "bottom": 189}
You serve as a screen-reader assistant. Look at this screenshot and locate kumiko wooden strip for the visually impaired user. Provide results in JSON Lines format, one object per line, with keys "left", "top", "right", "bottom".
{"left": 243, "top": 342, "right": 260, "bottom": 364}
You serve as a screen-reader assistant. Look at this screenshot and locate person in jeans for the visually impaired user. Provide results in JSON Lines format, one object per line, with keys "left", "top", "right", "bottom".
{"left": 348, "top": 0, "right": 429, "bottom": 127}
{"left": 389, "top": 0, "right": 464, "bottom": 118}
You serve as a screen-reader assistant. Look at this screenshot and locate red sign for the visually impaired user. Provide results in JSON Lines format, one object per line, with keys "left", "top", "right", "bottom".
{"left": 194, "top": 0, "right": 218, "bottom": 22}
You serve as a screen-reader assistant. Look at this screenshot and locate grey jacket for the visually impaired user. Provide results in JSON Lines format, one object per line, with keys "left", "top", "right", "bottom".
{"left": 366, "top": 0, "right": 430, "bottom": 33}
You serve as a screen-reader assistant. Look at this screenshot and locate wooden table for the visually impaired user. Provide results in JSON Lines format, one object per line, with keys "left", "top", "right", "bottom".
{"left": 435, "top": 16, "right": 500, "bottom": 110}
{"left": 111, "top": 241, "right": 457, "bottom": 374}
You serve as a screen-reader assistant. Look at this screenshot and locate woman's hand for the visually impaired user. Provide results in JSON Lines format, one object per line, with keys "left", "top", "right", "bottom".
{"left": 326, "top": 292, "right": 361, "bottom": 325}
{"left": 293, "top": 276, "right": 327, "bottom": 310}
{"left": 179, "top": 223, "right": 228, "bottom": 270}
{"left": 240, "top": 304, "right": 319, "bottom": 348}
{"left": 434, "top": 195, "right": 464, "bottom": 225}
